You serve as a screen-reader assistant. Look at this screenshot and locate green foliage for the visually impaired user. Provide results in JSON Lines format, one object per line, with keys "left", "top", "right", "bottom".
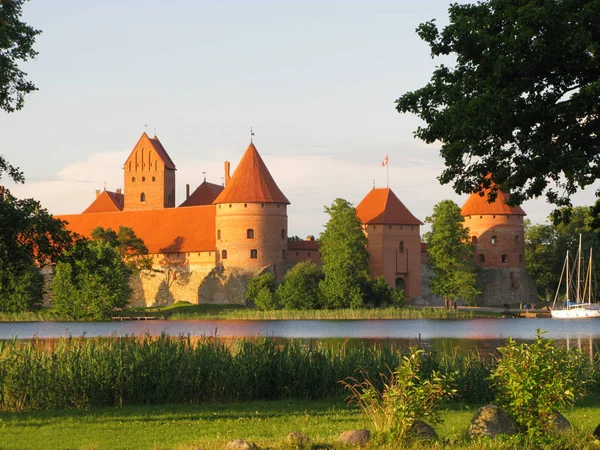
{"left": 489, "top": 331, "right": 590, "bottom": 437}
{"left": 276, "top": 260, "right": 324, "bottom": 310}
{"left": 0, "top": 0, "right": 41, "bottom": 114}
{"left": 364, "top": 276, "right": 405, "bottom": 308}
{"left": 344, "top": 348, "right": 456, "bottom": 443}
{"left": 245, "top": 272, "right": 280, "bottom": 310}
{"left": 91, "top": 226, "right": 152, "bottom": 271}
{"left": 51, "top": 239, "right": 133, "bottom": 320}
{"left": 396, "top": 0, "right": 600, "bottom": 215}
{"left": 319, "top": 198, "right": 370, "bottom": 309}
{"left": 425, "top": 200, "right": 479, "bottom": 307}
{"left": 0, "top": 190, "right": 75, "bottom": 312}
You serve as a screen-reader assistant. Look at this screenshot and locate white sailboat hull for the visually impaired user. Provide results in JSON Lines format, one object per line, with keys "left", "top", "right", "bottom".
{"left": 551, "top": 307, "right": 600, "bottom": 319}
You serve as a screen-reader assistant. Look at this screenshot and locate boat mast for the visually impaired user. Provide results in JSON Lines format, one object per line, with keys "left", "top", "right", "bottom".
{"left": 576, "top": 234, "right": 582, "bottom": 304}
{"left": 566, "top": 250, "right": 570, "bottom": 306}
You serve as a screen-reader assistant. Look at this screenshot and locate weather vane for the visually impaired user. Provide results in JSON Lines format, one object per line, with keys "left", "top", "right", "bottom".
{"left": 202, "top": 171, "right": 206, "bottom": 182}
{"left": 250, "top": 127, "right": 255, "bottom": 143}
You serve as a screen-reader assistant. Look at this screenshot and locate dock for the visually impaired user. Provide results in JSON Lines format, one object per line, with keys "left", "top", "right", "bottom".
{"left": 111, "top": 316, "right": 162, "bottom": 321}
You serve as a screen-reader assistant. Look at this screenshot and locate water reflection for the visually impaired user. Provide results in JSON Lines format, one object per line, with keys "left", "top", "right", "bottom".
{"left": 1, "top": 318, "right": 599, "bottom": 357}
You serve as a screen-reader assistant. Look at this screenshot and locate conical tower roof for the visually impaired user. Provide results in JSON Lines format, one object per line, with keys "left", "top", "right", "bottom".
{"left": 213, "top": 143, "right": 289, "bottom": 204}
{"left": 461, "top": 183, "right": 526, "bottom": 217}
{"left": 356, "top": 188, "right": 422, "bottom": 225}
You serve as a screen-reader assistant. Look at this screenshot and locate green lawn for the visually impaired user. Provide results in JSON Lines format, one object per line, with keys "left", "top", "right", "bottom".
{"left": 1, "top": 399, "right": 599, "bottom": 449}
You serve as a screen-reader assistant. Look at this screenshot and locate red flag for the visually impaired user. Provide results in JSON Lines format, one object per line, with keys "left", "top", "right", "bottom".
{"left": 381, "top": 155, "right": 388, "bottom": 167}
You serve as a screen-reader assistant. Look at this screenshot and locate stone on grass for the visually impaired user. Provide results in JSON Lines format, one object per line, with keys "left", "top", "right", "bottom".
{"left": 338, "top": 429, "right": 370, "bottom": 446}
{"left": 287, "top": 431, "right": 310, "bottom": 447}
{"left": 226, "top": 439, "right": 254, "bottom": 450}
{"left": 548, "top": 410, "right": 571, "bottom": 434}
{"left": 409, "top": 420, "right": 438, "bottom": 441}
{"left": 468, "top": 404, "right": 519, "bottom": 439}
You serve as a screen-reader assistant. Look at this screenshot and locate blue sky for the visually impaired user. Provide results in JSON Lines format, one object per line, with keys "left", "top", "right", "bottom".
{"left": 2, "top": 0, "right": 597, "bottom": 237}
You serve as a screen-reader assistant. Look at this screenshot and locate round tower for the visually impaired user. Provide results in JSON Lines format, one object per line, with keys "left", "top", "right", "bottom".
{"left": 213, "top": 142, "right": 289, "bottom": 279}
{"left": 461, "top": 186, "right": 526, "bottom": 269}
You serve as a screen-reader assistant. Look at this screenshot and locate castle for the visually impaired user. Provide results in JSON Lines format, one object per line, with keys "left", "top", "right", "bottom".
{"left": 56, "top": 132, "right": 536, "bottom": 306}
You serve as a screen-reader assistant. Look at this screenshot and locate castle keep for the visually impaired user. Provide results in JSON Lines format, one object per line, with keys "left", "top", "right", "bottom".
{"left": 57, "top": 133, "right": 534, "bottom": 306}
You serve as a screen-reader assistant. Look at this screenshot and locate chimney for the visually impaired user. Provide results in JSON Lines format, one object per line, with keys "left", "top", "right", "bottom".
{"left": 224, "top": 161, "right": 231, "bottom": 186}
{"left": 116, "top": 188, "right": 122, "bottom": 194}
{"left": 95, "top": 189, "right": 101, "bottom": 198}
{"left": 186, "top": 184, "right": 190, "bottom": 199}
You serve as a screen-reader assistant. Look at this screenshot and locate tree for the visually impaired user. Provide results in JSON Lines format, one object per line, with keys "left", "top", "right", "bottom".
{"left": 276, "top": 260, "right": 324, "bottom": 310}
{"left": 425, "top": 200, "right": 479, "bottom": 308}
{"left": 396, "top": 0, "right": 600, "bottom": 218}
{"left": 0, "top": 189, "right": 75, "bottom": 312}
{"left": 52, "top": 239, "right": 133, "bottom": 320}
{"left": 91, "top": 226, "right": 152, "bottom": 271}
{"left": 245, "top": 272, "right": 280, "bottom": 310}
{"left": 364, "top": 276, "right": 405, "bottom": 308}
{"left": 319, "top": 198, "right": 370, "bottom": 309}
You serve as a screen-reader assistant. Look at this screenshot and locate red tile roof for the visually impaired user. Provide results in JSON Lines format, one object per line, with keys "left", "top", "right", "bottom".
{"left": 213, "top": 143, "right": 289, "bottom": 204}
{"left": 356, "top": 188, "right": 423, "bottom": 225}
{"left": 57, "top": 206, "right": 216, "bottom": 253}
{"left": 461, "top": 186, "right": 526, "bottom": 217}
{"left": 124, "top": 133, "right": 176, "bottom": 170}
{"left": 179, "top": 181, "right": 224, "bottom": 207}
{"left": 82, "top": 190, "right": 124, "bottom": 213}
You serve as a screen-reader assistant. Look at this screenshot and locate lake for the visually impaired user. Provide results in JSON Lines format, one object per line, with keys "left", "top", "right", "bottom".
{"left": 1, "top": 318, "right": 599, "bottom": 355}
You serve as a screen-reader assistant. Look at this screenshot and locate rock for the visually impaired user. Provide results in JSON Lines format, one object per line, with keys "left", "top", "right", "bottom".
{"left": 226, "top": 439, "right": 254, "bottom": 450}
{"left": 593, "top": 423, "right": 600, "bottom": 439}
{"left": 287, "top": 431, "right": 310, "bottom": 447}
{"left": 409, "top": 420, "right": 438, "bottom": 441}
{"left": 467, "top": 404, "right": 519, "bottom": 439}
{"left": 338, "top": 429, "right": 370, "bottom": 446}
{"left": 548, "top": 410, "right": 571, "bottom": 434}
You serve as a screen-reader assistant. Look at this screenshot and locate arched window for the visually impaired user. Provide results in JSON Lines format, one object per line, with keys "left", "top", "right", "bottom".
{"left": 217, "top": 230, "right": 221, "bottom": 240}
{"left": 247, "top": 229, "right": 254, "bottom": 239}
{"left": 479, "top": 254, "right": 485, "bottom": 263}
{"left": 399, "top": 241, "right": 404, "bottom": 252}
{"left": 515, "top": 235, "right": 519, "bottom": 244}
{"left": 152, "top": 176, "right": 156, "bottom": 182}
{"left": 140, "top": 193, "right": 146, "bottom": 202}
{"left": 281, "top": 229, "right": 285, "bottom": 239}
{"left": 502, "top": 254, "right": 508, "bottom": 263}
{"left": 250, "top": 249, "right": 257, "bottom": 259}
{"left": 472, "top": 236, "right": 478, "bottom": 244}
{"left": 132, "top": 177, "right": 136, "bottom": 182}
{"left": 142, "top": 176, "right": 146, "bottom": 182}
{"left": 282, "top": 249, "right": 286, "bottom": 259}
{"left": 491, "top": 236, "right": 497, "bottom": 245}
{"left": 221, "top": 250, "right": 227, "bottom": 259}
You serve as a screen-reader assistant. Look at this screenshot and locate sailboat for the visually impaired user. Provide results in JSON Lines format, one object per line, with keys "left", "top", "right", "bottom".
{"left": 551, "top": 235, "right": 600, "bottom": 319}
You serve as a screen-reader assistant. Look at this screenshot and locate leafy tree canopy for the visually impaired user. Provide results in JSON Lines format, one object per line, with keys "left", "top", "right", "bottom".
{"left": 52, "top": 239, "right": 134, "bottom": 320}
{"left": 425, "top": 200, "right": 479, "bottom": 307}
{"left": 396, "top": 0, "right": 600, "bottom": 217}
{"left": 276, "top": 260, "right": 324, "bottom": 310}
{"left": 245, "top": 271, "right": 279, "bottom": 310}
{"left": 91, "top": 226, "right": 152, "bottom": 271}
{"left": 319, "top": 198, "right": 370, "bottom": 309}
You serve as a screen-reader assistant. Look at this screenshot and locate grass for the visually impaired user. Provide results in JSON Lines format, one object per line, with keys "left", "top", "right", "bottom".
{"left": 0, "top": 399, "right": 599, "bottom": 449}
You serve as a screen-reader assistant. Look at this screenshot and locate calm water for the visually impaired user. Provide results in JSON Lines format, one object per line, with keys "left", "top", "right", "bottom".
{"left": 1, "top": 318, "right": 600, "bottom": 354}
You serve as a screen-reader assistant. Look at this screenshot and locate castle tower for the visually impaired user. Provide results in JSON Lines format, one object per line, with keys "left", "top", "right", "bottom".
{"left": 461, "top": 182, "right": 537, "bottom": 305}
{"left": 356, "top": 188, "right": 423, "bottom": 298}
{"left": 123, "top": 132, "right": 176, "bottom": 211}
{"left": 213, "top": 142, "right": 289, "bottom": 279}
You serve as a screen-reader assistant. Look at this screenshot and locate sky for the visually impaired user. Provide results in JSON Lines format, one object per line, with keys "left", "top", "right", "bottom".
{"left": 2, "top": 0, "right": 598, "bottom": 238}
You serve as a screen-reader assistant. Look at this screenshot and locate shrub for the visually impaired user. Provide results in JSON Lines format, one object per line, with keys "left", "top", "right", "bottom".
{"left": 276, "top": 261, "right": 324, "bottom": 310}
{"left": 489, "top": 330, "right": 590, "bottom": 436}
{"left": 364, "top": 277, "right": 405, "bottom": 307}
{"left": 245, "top": 272, "right": 280, "bottom": 310}
{"left": 343, "top": 348, "right": 456, "bottom": 443}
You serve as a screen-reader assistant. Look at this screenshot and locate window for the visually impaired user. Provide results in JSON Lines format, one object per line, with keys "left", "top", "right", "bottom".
{"left": 282, "top": 250, "right": 286, "bottom": 259}
{"left": 491, "top": 236, "right": 497, "bottom": 245}
{"left": 296, "top": 252, "right": 299, "bottom": 256}
{"left": 244, "top": 204, "right": 247, "bottom": 208}
{"left": 132, "top": 177, "right": 136, "bottom": 182}
{"left": 472, "top": 236, "right": 478, "bottom": 244}
{"left": 399, "top": 241, "right": 404, "bottom": 252}
{"left": 247, "top": 229, "right": 254, "bottom": 239}
{"left": 373, "top": 225, "right": 376, "bottom": 230}
{"left": 515, "top": 235, "right": 519, "bottom": 244}
{"left": 142, "top": 177, "right": 146, "bottom": 182}
{"left": 217, "top": 230, "right": 221, "bottom": 240}
{"left": 221, "top": 250, "right": 227, "bottom": 259}
{"left": 229, "top": 204, "right": 232, "bottom": 208}
{"left": 308, "top": 252, "right": 311, "bottom": 256}
{"left": 502, "top": 254, "right": 508, "bottom": 263}
{"left": 519, "top": 254, "right": 523, "bottom": 262}
{"left": 140, "top": 193, "right": 146, "bottom": 202}
{"left": 281, "top": 229, "right": 285, "bottom": 239}
{"left": 152, "top": 176, "right": 156, "bottom": 182}
{"left": 479, "top": 254, "right": 485, "bottom": 263}
{"left": 250, "top": 249, "right": 257, "bottom": 259}
{"left": 389, "top": 226, "right": 392, "bottom": 230}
